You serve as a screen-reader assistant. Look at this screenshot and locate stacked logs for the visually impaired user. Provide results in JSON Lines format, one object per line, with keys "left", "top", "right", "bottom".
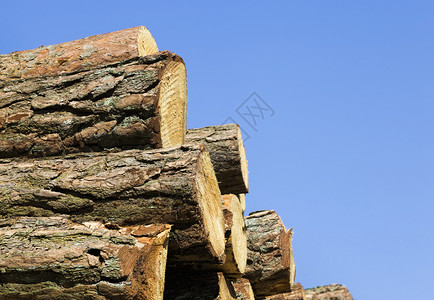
{"left": 0, "top": 27, "right": 352, "bottom": 299}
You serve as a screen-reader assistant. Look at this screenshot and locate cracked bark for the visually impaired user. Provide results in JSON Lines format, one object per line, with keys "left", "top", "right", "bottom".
{"left": 265, "top": 283, "right": 307, "bottom": 300}
{"left": 305, "top": 284, "right": 353, "bottom": 300}
{"left": 0, "top": 26, "right": 158, "bottom": 80}
{"left": 244, "top": 210, "right": 295, "bottom": 299}
{"left": 0, "top": 217, "right": 170, "bottom": 300}
{"left": 186, "top": 124, "right": 248, "bottom": 195}
{"left": 0, "top": 51, "right": 187, "bottom": 157}
{"left": 0, "top": 145, "right": 225, "bottom": 263}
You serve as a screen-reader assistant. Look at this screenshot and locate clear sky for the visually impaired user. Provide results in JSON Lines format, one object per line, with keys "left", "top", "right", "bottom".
{"left": 1, "top": 1, "right": 433, "bottom": 299}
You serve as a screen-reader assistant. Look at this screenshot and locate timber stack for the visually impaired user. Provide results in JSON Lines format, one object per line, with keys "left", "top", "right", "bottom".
{"left": 0, "top": 27, "right": 353, "bottom": 299}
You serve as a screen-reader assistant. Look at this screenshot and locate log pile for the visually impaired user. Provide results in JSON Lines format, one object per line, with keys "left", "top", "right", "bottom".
{"left": 0, "top": 27, "right": 353, "bottom": 299}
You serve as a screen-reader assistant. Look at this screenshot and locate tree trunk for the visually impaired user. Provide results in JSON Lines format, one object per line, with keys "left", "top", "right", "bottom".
{"left": 244, "top": 210, "right": 295, "bottom": 298}
{"left": 219, "top": 194, "right": 247, "bottom": 277}
{"left": 231, "top": 278, "right": 255, "bottom": 300}
{"left": 0, "top": 217, "right": 170, "bottom": 300}
{"left": 0, "top": 51, "right": 187, "bottom": 157}
{"left": 186, "top": 124, "right": 248, "bottom": 194}
{"left": 305, "top": 284, "right": 353, "bottom": 300}
{"left": 164, "top": 271, "right": 236, "bottom": 300}
{"left": 265, "top": 283, "right": 307, "bottom": 300}
{"left": 0, "top": 145, "right": 225, "bottom": 263}
{"left": 166, "top": 194, "right": 246, "bottom": 274}
{"left": 0, "top": 26, "right": 158, "bottom": 80}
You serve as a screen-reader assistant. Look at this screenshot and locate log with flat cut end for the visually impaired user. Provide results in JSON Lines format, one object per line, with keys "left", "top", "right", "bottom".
{"left": 305, "top": 284, "right": 353, "bottom": 300}
{"left": 167, "top": 194, "right": 246, "bottom": 274}
{"left": 0, "top": 51, "right": 187, "bottom": 157}
{"left": 244, "top": 210, "right": 295, "bottom": 298}
{"left": 164, "top": 271, "right": 236, "bottom": 300}
{"left": 220, "top": 194, "right": 247, "bottom": 277}
{"left": 0, "top": 217, "right": 170, "bottom": 300}
{"left": 0, "top": 145, "right": 225, "bottom": 263}
{"left": 186, "top": 124, "right": 248, "bottom": 194}
{"left": 265, "top": 283, "right": 306, "bottom": 300}
{"left": 0, "top": 26, "right": 158, "bottom": 80}
{"left": 231, "top": 278, "right": 256, "bottom": 300}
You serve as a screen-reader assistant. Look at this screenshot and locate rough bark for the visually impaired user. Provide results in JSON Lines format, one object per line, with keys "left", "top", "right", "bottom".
{"left": 186, "top": 124, "right": 248, "bottom": 194}
{"left": 305, "top": 284, "right": 353, "bottom": 300}
{"left": 219, "top": 194, "right": 247, "bottom": 277}
{"left": 265, "top": 283, "right": 306, "bottom": 300}
{"left": 0, "top": 217, "right": 170, "bottom": 300}
{"left": 0, "top": 51, "right": 187, "bottom": 157}
{"left": 0, "top": 145, "right": 225, "bottom": 263}
{"left": 244, "top": 210, "right": 295, "bottom": 298}
{"left": 231, "top": 278, "right": 255, "bottom": 300}
{"left": 0, "top": 26, "right": 158, "bottom": 80}
{"left": 164, "top": 271, "right": 236, "bottom": 300}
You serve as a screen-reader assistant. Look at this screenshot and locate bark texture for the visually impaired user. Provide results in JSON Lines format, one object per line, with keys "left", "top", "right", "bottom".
{"left": 231, "top": 278, "right": 255, "bottom": 300}
{"left": 0, "top": 26, "right": 158, "bottom": 80}
{"left": 265, "top": 283, "right": 306, "bottom": 300}
{"left": 0, "top": 145, "right": 225, "bottom": 263}
{"left": 0, "top": 51, "right": 187, "bottom": 157}
{"left": 305, "top": 284, "right": 353, "bottom": 300}
{"left": 164, "top": 271, "right": 236, "bottom": 300}
{"left": 0, "top": 217, "right": 170, "bottom": 300}
{"left": 186, "top": 124, "right": 248, "bottom": 194}
{"left": 244, "top": 210, "right": 295, "bottom": 298}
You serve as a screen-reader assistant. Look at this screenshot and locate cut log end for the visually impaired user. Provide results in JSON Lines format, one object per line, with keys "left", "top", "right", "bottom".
{"left": 0, "top": 217, "right": 171, "bottom": 300}
{"left": 221, "top": 194, "right": 247, "bottom": 276}
{"left": 232, "top": 278, "right": 256, "bottom": 300}
{"left": 196, "top": 150, "right": 226, "bottom": 259}
{"left": 137, "top": 26, "right": 159, "bottom": 56}
{"left": 237, "top": 125, "right": 249, "bottom": 192}
{"left": 159, "top": 61, "right": 187, "bottom": 148}
{"left": 185, "top": 124, "right": 249, "bottom": 194}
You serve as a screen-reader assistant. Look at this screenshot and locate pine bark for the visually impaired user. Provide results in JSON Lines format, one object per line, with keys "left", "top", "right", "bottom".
{"left": 0, "top": 26, "right": 158, "bottom": 80}
{"left": 244, "top": 210, "right": 295, "bottom": 298}
{"left": 305, "top": 284, "right": 353, "bottom": 300}
{"left": 0, "top": 145, "right": 225, "bottom": 263}
{"left": 186, "top": 124, "right": 248, "bottom": 194}
{"left": 231, "top": 278, "right": 255, "bottom": 300}
{"left": 164, "top": 271, "right": 236, "bottom": 300}
{"left": 265, "top": 283, "right": 306, "bottom": 300}
{"left": 0, "top": 51, "right": 187, "bottom": 157}
{"left": 0, "top": 217, "right": 170, "bottom": 300}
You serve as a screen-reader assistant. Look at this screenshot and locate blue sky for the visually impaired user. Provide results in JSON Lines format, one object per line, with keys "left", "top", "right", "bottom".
{"left": 1, "top": 1, "right": 434, "bottom": 299}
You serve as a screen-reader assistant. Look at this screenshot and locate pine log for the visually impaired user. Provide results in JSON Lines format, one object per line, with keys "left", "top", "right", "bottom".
{"left": 0, "top": 217, "right": 170, "bottom": 300}
{"left": 244, "top": 210, "right": 295, "bottom": 298}
{"left": 265, "top": 283, "right": 306, "bottom": 300}
{"left": 0, "top": 145, "right": 225, "bottom": 263}
{"left": 0, "top": 26, "right": 158, "bottom": 80}
{"left": 167, "top": 194, "right": 246, "bottom": 274}
{"left": 186, "top": 124, "right": 248, "bottom": 194}
{"left": 0, "top": 51, "right": 187, "bottom": 157}
{"left": 219, "top": 194, "right": 247, "bottom": 277}
{"left": 164, "top": 271, "right": 236, "bottom": 300}
{"left": 305, "top": 284, "right": 353, "bottom": 300}
{"left": 231, "top": 278, "right": 255, "bottom": 300}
